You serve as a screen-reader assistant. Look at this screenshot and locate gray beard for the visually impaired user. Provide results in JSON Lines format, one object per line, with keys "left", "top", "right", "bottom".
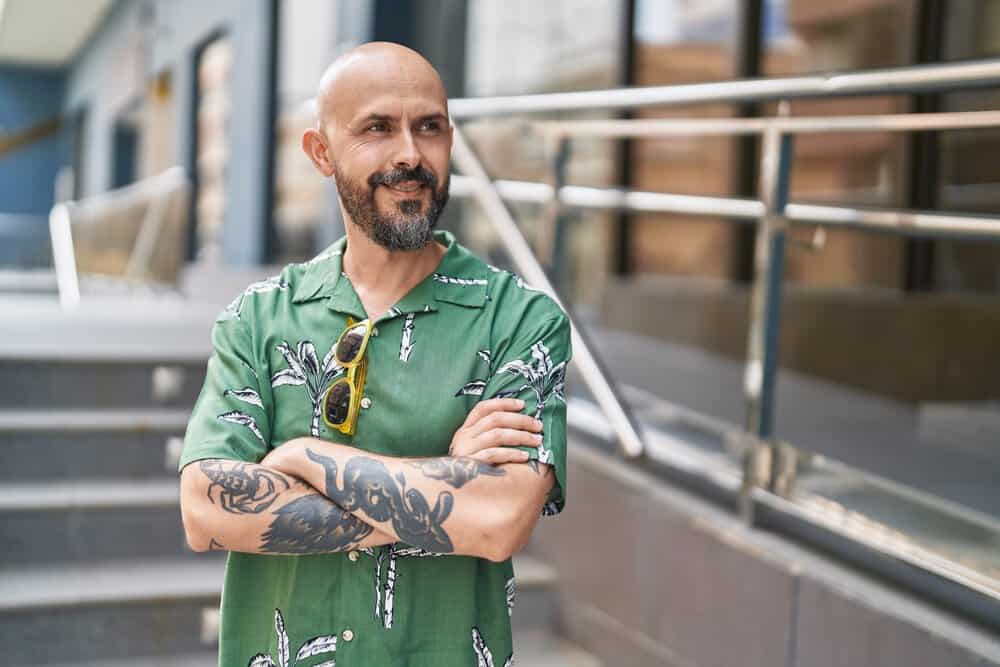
{"left": 335, "top": 175, "right": 449, "bottom": 252}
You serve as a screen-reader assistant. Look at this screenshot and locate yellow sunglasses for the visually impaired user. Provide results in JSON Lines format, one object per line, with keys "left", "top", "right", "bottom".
{"left": 321, "top": 317, "right": 373, "bottom": 435}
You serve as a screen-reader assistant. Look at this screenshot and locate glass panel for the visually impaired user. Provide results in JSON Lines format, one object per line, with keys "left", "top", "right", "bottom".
{"left": 764, "top": 0, "right": 916, "bottom": 289}
{"left": 462, "top": 0, "right": 626, "bottom": 314}
{"left": 758, "top": 0, "right": 1000, "bottom": 589}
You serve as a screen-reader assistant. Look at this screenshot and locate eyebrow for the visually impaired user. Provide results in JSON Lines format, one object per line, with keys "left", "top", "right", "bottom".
{"left": 352, "top": 112, "right": 449, "bottom": 127}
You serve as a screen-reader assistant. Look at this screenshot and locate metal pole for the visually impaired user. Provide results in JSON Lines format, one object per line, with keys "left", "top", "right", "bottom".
{"left": 741, "top": 111, "right": 794, "bottom": 520}
{"left": 449, "top": 59, "right": 1000, "bottom": 118}
{"left": 541, "top": 137, "right": 572, "bottom": 294}
{"left": 450, "top": 125, "right": 646, "bottom": 459}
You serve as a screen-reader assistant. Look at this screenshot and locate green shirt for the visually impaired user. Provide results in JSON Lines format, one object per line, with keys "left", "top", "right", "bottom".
{"left": 180, "top": 229, "right": 571, "bottom": 666}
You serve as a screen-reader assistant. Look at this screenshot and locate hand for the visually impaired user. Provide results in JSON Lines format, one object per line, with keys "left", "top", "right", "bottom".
{"left": 449, "top": 398, "right": 544, "bottom": 465}
{"left": 260, "top": 438, "right": 306, "bottom": 476}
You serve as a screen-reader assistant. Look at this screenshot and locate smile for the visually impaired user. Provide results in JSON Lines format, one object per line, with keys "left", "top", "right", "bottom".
{"left": 383, "top": 181, "right": 426, "bottom": 195}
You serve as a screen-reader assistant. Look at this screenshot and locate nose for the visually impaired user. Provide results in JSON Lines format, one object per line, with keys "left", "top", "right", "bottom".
{"left": 391, "top": 127, "right": 421, "bottom": 170}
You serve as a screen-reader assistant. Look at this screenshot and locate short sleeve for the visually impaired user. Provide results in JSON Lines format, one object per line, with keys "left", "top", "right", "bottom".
{"left": 178, "top": 315, "right": 271, "bottom": 471}
{"left": 481, "top": 314, "right": 572, "bottom": 515}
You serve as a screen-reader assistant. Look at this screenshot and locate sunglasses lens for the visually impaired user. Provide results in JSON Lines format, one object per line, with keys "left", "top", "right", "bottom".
{"left": 324, "top": 381, "right": 352, "bottom": 425}
{"left": 336, "top": 323, "right": 369, "bottom": 364}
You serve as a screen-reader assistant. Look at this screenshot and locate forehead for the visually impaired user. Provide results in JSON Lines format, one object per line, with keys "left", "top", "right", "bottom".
{"left": 327, "top": 58, "right": 448, "bottom": 124}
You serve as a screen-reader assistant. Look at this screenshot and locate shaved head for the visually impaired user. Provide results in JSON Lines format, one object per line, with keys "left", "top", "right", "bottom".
{"left": 301, "top": 42, "right": 453, "bottom": 252}
{"left": 315, "top": 42, "right": 448, "bottom": 132}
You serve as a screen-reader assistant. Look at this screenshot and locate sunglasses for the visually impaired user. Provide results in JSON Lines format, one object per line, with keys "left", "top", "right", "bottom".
{"left": 321, "top": 317, "right": 374, "bottom": 435}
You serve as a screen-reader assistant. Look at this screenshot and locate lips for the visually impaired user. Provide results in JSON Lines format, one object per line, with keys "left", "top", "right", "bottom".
{"left": 383, "top": 181, "right": 426, "bottom": 195}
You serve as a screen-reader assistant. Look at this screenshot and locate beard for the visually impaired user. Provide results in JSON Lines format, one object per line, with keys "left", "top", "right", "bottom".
{"left": 334, "top": 163, "right": 450, "bottom": 251}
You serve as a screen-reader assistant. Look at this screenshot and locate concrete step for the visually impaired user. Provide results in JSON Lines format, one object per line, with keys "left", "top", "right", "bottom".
{"left": 0, "top": 409, "right": 189, "bottom": 481}
{"left": 0, "top": 479, "right": 187, "bottom": 565}
{"left": 0, "top": 360, "right": 205, "bottom": 408}
{"left": 0, "top": 554, "right": 581, "bottom": 666}
{"left": 0, "top": 557, "right": 223, "bottom": 666}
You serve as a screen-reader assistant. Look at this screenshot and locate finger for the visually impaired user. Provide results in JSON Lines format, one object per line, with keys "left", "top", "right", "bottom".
{"left": 466, "top": 410, "right": 543, "bottom": 439}
{"left": 480, "top": 428, "right": 543, "bottom": 449}
{"left": 462, "top": 397, "right": 525, "bottom": 428}
{"left": 472, "top": 447, "right": 531, "bottom": 465}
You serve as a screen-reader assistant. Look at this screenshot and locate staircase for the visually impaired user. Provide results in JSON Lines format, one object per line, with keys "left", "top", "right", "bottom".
{"left": 0, "top": 292, "right": 598, "bottom": 667}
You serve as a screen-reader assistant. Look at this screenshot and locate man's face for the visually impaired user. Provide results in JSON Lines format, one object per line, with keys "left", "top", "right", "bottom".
{"left": 319, "top": 61, "right": 453, "bottom": 251}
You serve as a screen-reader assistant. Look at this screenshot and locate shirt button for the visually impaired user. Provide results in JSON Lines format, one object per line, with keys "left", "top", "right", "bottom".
{"left": 348, "top": 550, "right": 359, "bottom": 562}
{"left": 342, "top": 628, "right": 355, "bottom": 642}
{"left": 360, "top": 397, "right": 372, "bottom": 409}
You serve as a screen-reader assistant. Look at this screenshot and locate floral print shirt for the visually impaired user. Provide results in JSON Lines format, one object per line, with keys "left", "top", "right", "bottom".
{"left": 180, "top": 230, "right": 571, "bottom": 666}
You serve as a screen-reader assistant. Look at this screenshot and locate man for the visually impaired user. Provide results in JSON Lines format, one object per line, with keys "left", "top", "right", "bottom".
{"left": 178, "top": 42, "right": 571, "bottom": 666}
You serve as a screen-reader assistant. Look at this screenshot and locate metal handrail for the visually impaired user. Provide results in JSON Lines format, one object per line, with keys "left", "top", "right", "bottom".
{"left": 446, "top": 58, "right": 1000, "bottom": 624}
{"left": 450, "top": 58, "right": 1000, "bottom": 117}
{"left": 531, "top": 109, "right": 1000, "bottom": 138}
{"left": 448, "top": 176, "right": 1000, "bottom": 239}
{"left": 448, "top": 66, "right": 1000, "bottom": 461}
{"left": 450, "top": 128, "right": 646, "bottom": 459}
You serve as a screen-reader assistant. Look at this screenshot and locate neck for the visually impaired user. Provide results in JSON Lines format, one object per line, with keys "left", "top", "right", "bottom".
{"left": 340, "top": 221, "right": 446, "bottom": 300}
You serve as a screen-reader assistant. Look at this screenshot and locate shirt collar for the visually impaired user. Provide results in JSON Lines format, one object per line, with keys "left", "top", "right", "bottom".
{"left": 291, "top": 230, "right": 489, "bottom": 319}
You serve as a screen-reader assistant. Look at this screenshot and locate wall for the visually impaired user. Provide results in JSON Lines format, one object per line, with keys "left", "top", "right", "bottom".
{"left": 600, "top": 275, "right": 1000, "bottom": 403}
{"left": 63, "top": 0, "right": 276, "bottom": 265}
{"left": 530, "top": 436, "right": 1000, "bottom": 666}
{"left": 0, "top": 65, "right": 66, "bottom": 215}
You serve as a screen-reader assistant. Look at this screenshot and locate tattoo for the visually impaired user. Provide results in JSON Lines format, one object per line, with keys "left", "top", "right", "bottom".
{"left": 261, "top": 493, "right": 375, "bottom": 554}
{"left": 528, "top": 459, "right": 540, "bottom": 474}
{"left": 199, "top": 460, "right": 291, "bottom": 513}
{"left": 306, "top": 448, "right": 455, "bottom": 553}
{"left": 408, "top": 457, "right": 505, "bottom": 488}
{"left": 208, "top": 537, "right": 226, "bottom": 551}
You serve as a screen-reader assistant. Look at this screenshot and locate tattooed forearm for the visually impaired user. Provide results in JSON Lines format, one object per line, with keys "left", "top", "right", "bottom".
{"left": 407, "top": 457, "right": 505, "bottom": 488}
{"left": 306, "top": 448, "right": 455, "bottom": 553}
{"left": 261, "top": 493, "right": 375, "bottom": 554}
{"left": 199, "top": 460, "right": 290, "bottom": 514}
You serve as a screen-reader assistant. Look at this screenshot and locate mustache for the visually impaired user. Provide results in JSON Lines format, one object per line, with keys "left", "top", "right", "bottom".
{"left": 367, "top": 166, "right": 438, "bottom": 190}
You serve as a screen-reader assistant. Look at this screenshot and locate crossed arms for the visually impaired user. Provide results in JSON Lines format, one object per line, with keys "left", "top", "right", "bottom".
{"left": 180, "top": 398, "right": 555, "bottom": 562}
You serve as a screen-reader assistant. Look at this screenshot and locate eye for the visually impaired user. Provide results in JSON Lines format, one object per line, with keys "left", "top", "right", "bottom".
{"left": 417, "top": 119, "right": 442, "bottom": 133}
{"left": 366, "top": 121, "right": 390, "bottom": 133}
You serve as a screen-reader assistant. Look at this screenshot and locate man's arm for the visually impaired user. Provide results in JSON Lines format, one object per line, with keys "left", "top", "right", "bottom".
{"left": 179, "top": 458, "right": 396, "bottom": 554}
{"left": 263, "top": 437, "right": 554, "bottom": 563}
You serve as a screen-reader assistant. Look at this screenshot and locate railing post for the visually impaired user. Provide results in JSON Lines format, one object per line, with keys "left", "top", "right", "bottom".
{"left": 741, "top": 106, "right": 794, "bottom": 522}
{"left": 540, "top": 136, "right": 572, "bottom": 294}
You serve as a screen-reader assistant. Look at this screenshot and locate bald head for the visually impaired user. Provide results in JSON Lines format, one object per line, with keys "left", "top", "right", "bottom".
{"left": 301, "top": 42, "right": 454, "bottom": 252}
{"left": 315, "top": 42, "right": 448, "bottom": 131}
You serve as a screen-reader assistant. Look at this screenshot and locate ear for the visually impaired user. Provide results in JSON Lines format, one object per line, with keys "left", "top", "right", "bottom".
{"left": 302, "top": 127, "right": 335, "bottom": 177}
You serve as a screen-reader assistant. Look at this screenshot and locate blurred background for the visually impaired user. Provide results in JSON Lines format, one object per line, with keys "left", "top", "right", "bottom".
{"left": 0, "top": 0, "right": 998, "bottom": 665}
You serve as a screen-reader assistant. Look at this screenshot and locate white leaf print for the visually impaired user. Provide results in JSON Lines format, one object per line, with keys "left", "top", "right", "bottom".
{"left": 296, "top": 635, "right": 337, "bottom": 660}
{"left": 477, "top": 349, "right": 492, "bottom": 365}
{"left": 225, "top": 276, "right": 290, "bottom": 319}
{"left": 399, "top": 313, "right": 415, "bottom": 362}
{"left": 455, "top": 380, "right": 486, "bottom": 397}
{"left": 472, "top": 627, "right": 495, "bottom": 667}
{"left": 505, "top": 577, "right": 515, "bottom": 617}
{"left": 224, "top": 387, "right": 263, "bottom": 408}
{"left": 298, "top": 341, "right": 320, "bottom": 382}
{"left": 270, "top": 369, "right": 306, "bottom": 388}
{"left": 275, "top": 342, "right": 306, "bottom": 380}
{"left": 271, "top": 338, "right": 345, "bottom": 437}
{"left": 217, "top": 411, "right": 265, "bottom": 443}
{"left": 248, "top": 654, "right": 276, "bottom": 667}
{"left": 432, "top": 273, "right": 487, "bottom": 286}
{"left": 472, "top": 627, "right": 513, "bottom": 667}
{"left": 275, "top": 609, "right": 290, "bottom": 667}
